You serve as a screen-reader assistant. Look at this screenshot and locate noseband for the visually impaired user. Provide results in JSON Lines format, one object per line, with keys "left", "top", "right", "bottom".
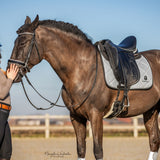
{"left": 8, "top": 32, "right": 41, "bottom": 77}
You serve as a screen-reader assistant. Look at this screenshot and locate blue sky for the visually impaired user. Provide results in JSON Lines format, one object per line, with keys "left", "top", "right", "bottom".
{"left": 0, "top": 0, "right": 160, "bottom": 115}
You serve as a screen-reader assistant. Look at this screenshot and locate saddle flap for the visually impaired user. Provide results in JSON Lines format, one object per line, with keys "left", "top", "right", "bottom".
{"left": 98, "top": 40, "right": 120, "bottom": 81}
{"left": 118, "top": 52, "right": 140, "bottom": 86}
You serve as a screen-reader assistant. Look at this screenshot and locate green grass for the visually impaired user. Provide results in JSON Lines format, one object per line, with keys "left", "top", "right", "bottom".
{"left": 11, "top": 130, "right": 148, "bottom": 138}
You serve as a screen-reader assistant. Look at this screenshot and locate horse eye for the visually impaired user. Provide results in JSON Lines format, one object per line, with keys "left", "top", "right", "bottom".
{"left": 20, "top": 42, "right": 26, "bottom": 46}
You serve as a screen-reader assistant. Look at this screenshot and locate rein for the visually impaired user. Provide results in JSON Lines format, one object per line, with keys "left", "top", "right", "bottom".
{"left": 21, "top": 75, "right": 64, "bottom": 110}
{"left": 9, "top": 32, "right": 98, "bottom": 110}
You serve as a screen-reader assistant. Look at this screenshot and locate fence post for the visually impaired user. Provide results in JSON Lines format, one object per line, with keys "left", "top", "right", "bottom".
{"left": 133, "top": 117, "right": 138, "bottom": 138}
{"left": 45, "top": 114, "right": 50, "bottom": 139}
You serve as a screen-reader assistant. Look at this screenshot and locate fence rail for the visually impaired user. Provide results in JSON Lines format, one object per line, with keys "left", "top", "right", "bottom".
{"left": 9, "top": 114, "right": 147, "bottom": 138}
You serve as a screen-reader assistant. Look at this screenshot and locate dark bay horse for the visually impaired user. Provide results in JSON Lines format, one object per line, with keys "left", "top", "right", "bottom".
{"left": 9, "top": 15, "right": 160, "bottom": 160}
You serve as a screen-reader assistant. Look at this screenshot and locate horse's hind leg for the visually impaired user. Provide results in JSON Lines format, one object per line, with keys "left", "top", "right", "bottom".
{"left": 70, "top": 114, "right": 87, "bottom": 160}
{"left": 143, "top": 106, "right": 160, "bottom": 160}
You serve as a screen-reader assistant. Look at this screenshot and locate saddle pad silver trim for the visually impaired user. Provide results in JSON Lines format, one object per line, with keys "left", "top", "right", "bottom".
{"left": 100, "top": 53, "right": 153, "bottom": 90}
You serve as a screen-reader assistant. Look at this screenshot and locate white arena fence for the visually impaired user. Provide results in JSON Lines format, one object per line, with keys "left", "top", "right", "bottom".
{"left": 9, "top": 114, "right": 149, "bottom": 138}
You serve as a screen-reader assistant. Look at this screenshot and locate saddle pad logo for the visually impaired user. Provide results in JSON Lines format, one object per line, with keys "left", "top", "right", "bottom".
{"left": 142, "top": 75, "right": 149, "bottom": 82}
{"left": 144, "top": 75, "right": 147, "bottom": 80}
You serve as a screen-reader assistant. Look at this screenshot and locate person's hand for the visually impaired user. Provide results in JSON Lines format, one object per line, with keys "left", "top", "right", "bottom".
{"left": 7, "top": 64, "right": 19, "bottom": 80}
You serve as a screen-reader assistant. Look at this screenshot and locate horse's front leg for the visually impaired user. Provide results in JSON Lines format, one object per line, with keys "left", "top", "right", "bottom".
{"left": 70, "top": 114, "right": 87, "bottom": 160}
{"left": 90, "top": 111, "right": 103, "bottom": 160}
{"left": 143, "top": 106, "right": 160, "bottom": 160}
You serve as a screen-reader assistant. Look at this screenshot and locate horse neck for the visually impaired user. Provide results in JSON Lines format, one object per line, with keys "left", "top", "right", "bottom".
{"left": 36, "top": 26, "right": 96, "bottom": 93}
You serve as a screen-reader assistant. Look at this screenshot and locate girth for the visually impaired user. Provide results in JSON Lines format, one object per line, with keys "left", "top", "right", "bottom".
{"left": 96, "top": 36, "right": 140, "bottom": 118}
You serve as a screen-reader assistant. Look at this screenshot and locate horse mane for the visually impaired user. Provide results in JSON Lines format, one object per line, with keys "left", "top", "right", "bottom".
{"left": 38, "top": 20, "right": 92, "bottom": 44}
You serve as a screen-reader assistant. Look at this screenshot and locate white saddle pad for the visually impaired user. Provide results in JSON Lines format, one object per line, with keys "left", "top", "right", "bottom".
{"left": 100, "top": 52, "right": 153, "bottom": 90}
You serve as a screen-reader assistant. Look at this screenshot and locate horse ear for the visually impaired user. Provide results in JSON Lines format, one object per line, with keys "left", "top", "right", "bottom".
{"left": 25, "top": 16, "right": 31, "bottom": 24}
{"left": 31, "top": 15, "right": 39, "bottom": 31}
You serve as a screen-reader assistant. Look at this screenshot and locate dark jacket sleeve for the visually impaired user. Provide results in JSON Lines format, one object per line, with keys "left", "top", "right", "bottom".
{"left": 0, "top": 70, "right": 13, "bottom": 100}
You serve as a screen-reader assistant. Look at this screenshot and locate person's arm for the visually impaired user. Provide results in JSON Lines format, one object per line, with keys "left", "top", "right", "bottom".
{"left": 0, "top": 75, "right": 13, "bottom": 99}
{"left": 0, "top": 64, "right": 19, "bottom": 99}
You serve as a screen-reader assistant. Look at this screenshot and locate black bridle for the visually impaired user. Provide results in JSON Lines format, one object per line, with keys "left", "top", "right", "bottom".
{"left": 8, "top": 32, "right": 41, "bottom": 78}
{"left": 8, "top": 32, "right": 98, "bottom": 110}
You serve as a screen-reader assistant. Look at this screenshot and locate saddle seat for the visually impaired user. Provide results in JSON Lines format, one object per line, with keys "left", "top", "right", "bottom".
{"left": 115, "top": 36, "right": 137, "bottom": 53}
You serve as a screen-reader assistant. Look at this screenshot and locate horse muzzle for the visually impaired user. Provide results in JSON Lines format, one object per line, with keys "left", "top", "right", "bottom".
{"left": 8, "top": 59, "right": 30, "bottom": 83}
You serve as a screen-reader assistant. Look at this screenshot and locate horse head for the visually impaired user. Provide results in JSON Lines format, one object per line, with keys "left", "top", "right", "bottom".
{"left": 8, "top": 15, "right": 42, "bottom": 82}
